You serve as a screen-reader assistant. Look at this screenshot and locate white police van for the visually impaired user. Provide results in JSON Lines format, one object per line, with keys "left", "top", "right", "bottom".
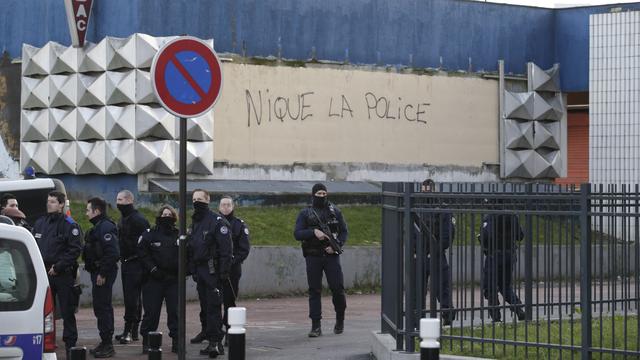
{"left": 0, "top": 178, "right": 67, "bottom": 224}
{"left": 0, "top": 223, "right": 56, "bottom": 359}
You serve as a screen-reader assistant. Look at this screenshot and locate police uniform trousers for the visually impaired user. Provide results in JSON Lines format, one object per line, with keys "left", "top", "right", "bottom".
{"left": 120, "top": 259, "right": 144, "bottom": 326}
{"left": 424, "top": 252, "right": 454, "bottom": 309}
{"left": 482, "top": 251, "right": 522, "bottom": 312}
{"left": 196, "top": 264, "right": 224, "bottom": 341}
{"left": 140, "top": 276, "right": 178, "bottom": 338}
{"left": 91, "top": 270, "right": 117, "bottom": 343}
{"left": 222, "top": 263, "right": 242, "bottom": 328}
{"left": 49, "top": 271, "right": 78, "bottom": 348}
{"left": 305, "top": 255, "right": 346, "bottom": 321}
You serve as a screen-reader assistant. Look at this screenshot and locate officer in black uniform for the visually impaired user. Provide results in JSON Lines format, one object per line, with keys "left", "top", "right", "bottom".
{"left": 83, "top": 197, "right": 120, "bottom": 358}
{"left": 480, "top": 205, "right": 526, "bottom": 322}
{"left": 218, "top": 195, "right": 251, "bottom": 344}
{"left": 32, "top": 191, "right": 83, "bottom": 356}
{"left": 115, "top": 189, "right": 150, "bottom": 344}
{"left": 413, "top": 179, "right": 456, "bottom": 325}
{"left": 138, "top": 205, "right": 180, "bottom": 353}
{"left": 294, "top": 183, "right": 348, "bottom": 337}
{"left": 187, "top": 189, "right": 232, "bottom": 358}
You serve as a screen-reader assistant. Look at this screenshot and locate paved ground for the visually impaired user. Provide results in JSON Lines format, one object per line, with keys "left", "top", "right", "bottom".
{"left": 55, "top": 294, "right": 379, "bottom": 359}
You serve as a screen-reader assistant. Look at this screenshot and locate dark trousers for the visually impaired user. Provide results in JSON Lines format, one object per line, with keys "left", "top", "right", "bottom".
{"left": 482, "top": 251, "right": 522, "bottom": 315}
{"left": 91, "top": 270, "right": 117, "bottom": 343}
{"left": 140, "top": 276, "right": 178, "bottom": 338}
{"left": 196, "top": 264, "right": 223, "bottom": 341}
{"left": 222, "top": 263, "right": 242, "bottom": 328}
{"left": 121, "top": 260, "right": 144, "bottom": 325}
{"left": 49, "top": 272, "right": 78, "bottom": 348}
{"left": 424, "top": 252, "right": 454, "bottom": 309}
{"left": 305, "top": 255, "right": 347, "bottom": 321}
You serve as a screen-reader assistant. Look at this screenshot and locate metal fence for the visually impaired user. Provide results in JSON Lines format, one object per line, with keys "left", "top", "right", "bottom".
{"left": 381, "top": 182, "right": 640, "bottom": 360}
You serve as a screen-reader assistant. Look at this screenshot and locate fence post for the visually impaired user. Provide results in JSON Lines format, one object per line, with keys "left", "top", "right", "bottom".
{"left": 580, "top": 184, "right": 592, "bottom": 360}
{"left": 420, "top": 318, "right": 440, "bottom": 360}
{"left": 403, "top": 182, "right": 416, "bottom": 352}
{"left": 228, "top": 307, "right": 246, "bottom": 360}
{"left": 148, "top": 331, "right": 163, "bottom": 360}
{"left": 524, "top": 183, "right": 533, "bottom": 320}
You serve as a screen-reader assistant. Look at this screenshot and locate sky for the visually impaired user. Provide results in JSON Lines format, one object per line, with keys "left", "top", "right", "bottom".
{"left": 473, "top": 0, "right": 639, "bottom": 8}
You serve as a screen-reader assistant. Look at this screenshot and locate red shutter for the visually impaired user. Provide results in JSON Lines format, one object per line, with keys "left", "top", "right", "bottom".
{"left": 555, "top": 110, "right": 589, "bottom": 185}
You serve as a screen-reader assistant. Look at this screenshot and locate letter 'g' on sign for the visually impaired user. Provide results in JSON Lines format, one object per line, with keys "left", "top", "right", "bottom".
{"left": 151, "top": 36, "right": 223, "bottom": 118}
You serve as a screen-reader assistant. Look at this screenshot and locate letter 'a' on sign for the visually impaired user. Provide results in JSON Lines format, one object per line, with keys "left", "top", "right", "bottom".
{"left": 151, "top": 36, "right": 223, "bottom": 118}
{"left": 64, "top": 0, "right": 93, "bottom": 47}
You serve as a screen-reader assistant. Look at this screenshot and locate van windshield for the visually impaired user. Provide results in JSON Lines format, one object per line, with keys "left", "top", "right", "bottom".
{"left": 0, "top": 239, "right": 36, "bottom": 311}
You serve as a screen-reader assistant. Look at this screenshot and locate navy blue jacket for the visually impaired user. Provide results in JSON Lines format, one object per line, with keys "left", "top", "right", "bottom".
{"left": 225, "top": 215, "right": 251, "bottom": 265}
{"left": 83, "top": 215, "right": 120, "bottom": 276}
{"left": 32, "top": 213, "right": 83, "bottom": 273}
{"left": 412, "top": 211, "right": 455, "bottom": 253}
{"left": 118, "top": 208, "right": 150, "bottom": 260}
{"left": 294, "top": 203, "right": 348, "bottom": 257}
{"left": 137, "top": 222, "right": 179, "bottom": 276}
{"left": 480, "top": 214, "right": 524, "bottom": 254}
{"left": 188, "top": 210, "right": 232, "bottom": 276}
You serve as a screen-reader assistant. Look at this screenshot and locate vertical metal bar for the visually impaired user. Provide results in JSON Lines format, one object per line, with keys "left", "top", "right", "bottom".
{"left": 525, "top": 183, "right": 533, "bottom": 321}
{"left": 178, "top": 117, "right": 187, "bottom": 360}
{"left": 404, "top": 183, "right": 416, "bottom": 352}
{"left": 580, "top": 183, "right": 592, "bottom": 360}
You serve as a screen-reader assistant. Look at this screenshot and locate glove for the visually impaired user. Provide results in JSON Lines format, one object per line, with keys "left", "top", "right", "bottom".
{"left": 150, "top": 267, "right": 165, "bottom": 281}
{"left": 218, "top": 272, "right": 229, "bottom": 281}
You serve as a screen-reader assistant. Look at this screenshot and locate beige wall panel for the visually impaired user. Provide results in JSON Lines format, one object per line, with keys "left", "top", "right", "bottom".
{"left": 213, "top": 64, "right": 498, "bottom": 166}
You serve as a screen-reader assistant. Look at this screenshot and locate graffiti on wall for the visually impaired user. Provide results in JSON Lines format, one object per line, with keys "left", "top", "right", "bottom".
{"left": 245, "top": 89, "right": 430, "bottom": 127}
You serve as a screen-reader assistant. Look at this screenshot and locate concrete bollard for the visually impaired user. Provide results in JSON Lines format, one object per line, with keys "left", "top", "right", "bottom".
{"left": 420, "top": 318, "right": 440, "bottom": 360}
{"left": 148, "top": 331, "right": 163, "bottom": 360}
{"left": 228, "top": 307, "right": 247, "bottom": 360}
{"left": 69, "top": 346, "right": 87, "bottom": 360}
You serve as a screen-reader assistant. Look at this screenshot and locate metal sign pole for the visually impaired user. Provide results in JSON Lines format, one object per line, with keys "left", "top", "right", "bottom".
{"left": 178, "top": 117, "right": 187, "bottom": 360}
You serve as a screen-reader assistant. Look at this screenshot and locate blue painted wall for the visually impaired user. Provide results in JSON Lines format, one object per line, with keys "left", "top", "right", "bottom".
{"left": 555, "top": 3, "right": 640, "bottom": 92}
{"left": 2, "top": 1, "right": 552, "bottom": 79}
{"left": 2, "top": 1, "right": 639, "bottom": 92}
{"left": 52, "top": 174, "right": 138, "bottom": 206}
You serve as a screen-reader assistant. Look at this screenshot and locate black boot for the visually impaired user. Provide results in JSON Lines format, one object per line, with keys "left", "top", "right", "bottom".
{"left": 308, "top": 320, "right": 322, "bottom": 337}
{"left": 512, "top": 307, "right": 526, "bottom": 321}
{"left": 115, "top": 323, "right": 131, "bottom": 344}
{"left": 442, "top": 308, "right": 457, "bottom": 326}
{"left": 191, "top": 331, "right": 208, "bottom": 344}
{"left": 130, "top": 322, "right": 140, "bottom": 341}
{"left": 208, "top": 342, "right": 224, "bottom": 358}
{"left": 334, "top": 313, "right": 344, "bottom": 334}
{"left": 94, "top": 342, "right": 115, "bottom": 358}
{"left": 488, "top": 309, "right": 502, "bottom": 323}
{"left": 200, "top": 340, "right": 216, "bottom": 355}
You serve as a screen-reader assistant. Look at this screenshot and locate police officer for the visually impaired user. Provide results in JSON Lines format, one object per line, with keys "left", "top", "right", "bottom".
{"left": 218, "top": 195, "right": 251, "bottom": 344}
{"left": 83, "top": 197, "right": 120, "bottom": 358}
{"left": 115, "top": 190, "right": 150, "bottom": 344}
{"left": 187, "top": 189, "right": 232, "bottom": 357}
{"left": 138, "top": 205, "right": 180, "bottom": 353}
{"left": 32, "top": 191, "right": 83, "bottom": 356}
{"left": 294, "top": 183, "right": 348, "bottom": 337}
{"left": 413, "top": 179, "right": 456, "bottom": 325}
{"left": 480, "top": 204, "right": 526, "bottom": 322}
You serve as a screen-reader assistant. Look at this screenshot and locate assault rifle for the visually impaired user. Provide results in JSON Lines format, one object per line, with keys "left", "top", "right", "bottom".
{"left": 310, "top": 209, "right": 343, "bottom": 255}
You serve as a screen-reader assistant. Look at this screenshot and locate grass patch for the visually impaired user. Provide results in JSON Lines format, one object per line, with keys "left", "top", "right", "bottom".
{"left": 69, "top": 202, "right": 381, "bottom": 246}
{"left": 436, "top": 316, "right": 638, "bottom": 359}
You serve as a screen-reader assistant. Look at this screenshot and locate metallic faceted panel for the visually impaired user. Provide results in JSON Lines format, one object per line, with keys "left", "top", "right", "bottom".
{"left": 530, "top": 63, "right": 560, "bottom": 93}
{"left": 21, "top": 34, "right": 215, "bottom": 175}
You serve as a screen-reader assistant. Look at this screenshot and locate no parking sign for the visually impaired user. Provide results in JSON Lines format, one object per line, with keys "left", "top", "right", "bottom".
{"left": 151, "top": 36, "right": 223, "bottom": 118}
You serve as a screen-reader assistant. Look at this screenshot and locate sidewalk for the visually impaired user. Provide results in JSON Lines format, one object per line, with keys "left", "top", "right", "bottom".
{"left": 56, "top": 294, "right": 379, "bottom": 359}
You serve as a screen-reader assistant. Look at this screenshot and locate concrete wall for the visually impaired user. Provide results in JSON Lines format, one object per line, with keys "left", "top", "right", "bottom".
{"left": 77, "top": 246, "right": 381, "bottom": 305}
{"left": 75, "top": 243, "right": 631, "bottom": 305}
{"left": 214, "top": 63, "right": 499, "bottom": 167}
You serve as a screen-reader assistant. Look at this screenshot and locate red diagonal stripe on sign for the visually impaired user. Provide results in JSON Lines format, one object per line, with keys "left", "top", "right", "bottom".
{"left": 170, "top": 56, "right": 207, "bottom": 100}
